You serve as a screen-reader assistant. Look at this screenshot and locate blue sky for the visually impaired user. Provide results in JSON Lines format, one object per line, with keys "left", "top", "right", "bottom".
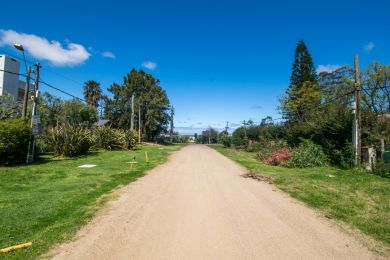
{"left": 1, "top": 0, "right": 389, "bottom": 134}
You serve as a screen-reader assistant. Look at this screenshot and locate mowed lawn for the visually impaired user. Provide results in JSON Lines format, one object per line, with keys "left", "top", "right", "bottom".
{"left": 211, "top": 145, "right": 390, "bottom": 249}
{"left": 0, "top": 144, "right": 180, "bottom": 259}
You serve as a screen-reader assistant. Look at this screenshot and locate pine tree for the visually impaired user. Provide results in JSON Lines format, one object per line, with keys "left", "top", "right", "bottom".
{"left": 289, "top": 40, "right": 317, "bottom": 88}
{"left": 282, "top": 40, "right": 320, "bottom": 122}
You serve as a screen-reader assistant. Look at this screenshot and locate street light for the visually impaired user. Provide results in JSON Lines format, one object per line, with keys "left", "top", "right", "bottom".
{"left": 13, "top": 43, "right": 35, "bottom": 163}
{"left": 13, "top": 44, "right": 28, "bottom": 73}
{"left": 13, "top": 43, "right": 31, "bottom": 119}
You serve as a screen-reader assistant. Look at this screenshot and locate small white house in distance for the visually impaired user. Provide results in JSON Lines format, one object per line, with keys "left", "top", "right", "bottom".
{"left": 0, "top": 54, "right": 26, "bottom": 100}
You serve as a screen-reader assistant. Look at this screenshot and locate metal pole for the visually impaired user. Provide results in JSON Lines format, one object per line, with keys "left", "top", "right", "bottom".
{"left": 26, "top": 63, "right": 40, "bottom": 163}
{"left": 21, "top": 51, "right": 28, "bottom": 74}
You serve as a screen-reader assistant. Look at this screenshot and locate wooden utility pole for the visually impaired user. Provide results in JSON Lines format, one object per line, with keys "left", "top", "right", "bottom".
{"left": 22, "top": 67, "right": 31, "bottom": 119}
{"left": 208, "top": 127, "right": 211, "bottom": 144}
{"left": 353, "top": 55, "right": 362, "bottom": 166}
{"left": 130, "top": 93, "right": 135, "bottom": 131}
{"left": 138, "top": 103, "right": 141, "bottom": 144}
{"left": 170, "top": 106, "right": 174, "bottom": 143}
{"left": 243, "top": 120, "right": 247, "bottom": 139}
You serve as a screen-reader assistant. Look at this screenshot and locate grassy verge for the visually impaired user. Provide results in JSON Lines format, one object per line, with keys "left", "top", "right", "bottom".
{"left": 210, "top": 145, "right": 390, "bottom": 247}
{"left": 0, "top": 144, "right": 180, "bottom": 259}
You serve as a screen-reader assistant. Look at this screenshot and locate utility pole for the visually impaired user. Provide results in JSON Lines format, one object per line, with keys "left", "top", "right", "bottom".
{"left": 138, "top": 103, "right": 141, "bottom": 144}
{"left": 225, "top": 121, "right": 229, "bottom": 133}
{"left": 170, "top": 106, "right": 174, "bottom": 143}
{"left": 22, "top": 66, "right": 31, "bottom": 119}
{"left": 130, "top": 93, "right": 135, "bottom": 131}
{"left": 353, "top": 55, "right": 362, "bottom": 166}
{"left": 26, "top": 63, "right": 40, "bottom": 163}
{"left": 243, "top": 120, "right": 247, "bottom": 139}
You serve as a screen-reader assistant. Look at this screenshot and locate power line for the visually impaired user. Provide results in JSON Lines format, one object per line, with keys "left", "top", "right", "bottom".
{"left": 320, "top": 90, "right": 355, "bottom": 107}
{"left": 0, "top": 68, "right": 28, "bottom": 77}
{"left": 39, "top": 80, "right": 86, "bottom": 102}
{"left": 1, "top": 68, "right": 85, "bottom": 102}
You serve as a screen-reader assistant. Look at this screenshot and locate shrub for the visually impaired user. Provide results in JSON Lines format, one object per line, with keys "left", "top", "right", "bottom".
{"left": 0, "top": 119, "right": 30, "bottom": 164}
{"left": 246, "top": 142, "right": 261, "bottom": 152}
{"left": 46, "top": 125, "right": 92, "bottom": 157}
{"left": 264, "top": 148, "right": 292, "bottom": 166}
{"left": 256, "top": 139, "right": 289, "bottom": 161}
{"left": 290, "top": 140, "right": 327, "bottom": 168}
{"left": 220, "top": 134, "right": 232, "bottom": 148}
{"left": 34, "top": 137, "right": 50, "bottom": 155}
{"left": 92, "top": 127, "right": 138, "bottom": 150}
{"left": 92, "top": 126, "right": 124, "bottom": 150}
{"left": 232, "top": 135, "right": 248, "bottom": 149}
{"left": 372, "top": 161, "right": 390, "bottom": 178}
{"left": 340, "top": 141, "right": 355, "bottom": 169}
{"left": 124, "top": 130, "right": 138, "bottom": 150}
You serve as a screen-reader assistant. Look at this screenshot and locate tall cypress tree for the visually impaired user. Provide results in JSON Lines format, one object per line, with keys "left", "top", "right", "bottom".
{"left": 282, "top": 40, "right": 320, "bottom": 122}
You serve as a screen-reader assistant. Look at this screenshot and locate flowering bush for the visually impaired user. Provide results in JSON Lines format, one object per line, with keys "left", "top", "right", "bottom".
{"left": 264, "top": 148, "right": 292, "bottom": 166}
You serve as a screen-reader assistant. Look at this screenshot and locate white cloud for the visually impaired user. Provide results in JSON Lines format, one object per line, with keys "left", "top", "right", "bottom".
{"left": 142, "top": 61, "right": 157, "bottom": 70}
{"left": 0, "top": 29, "right": 90, "bottom": 66}
{"left": 101, "top": 51, "right": 115, "bottom": 59}
{"left": 316, "top": 64, "right": 342, "bottom": 74}
{"left": 364, "top": 41, "right": 375, "bottom": 53}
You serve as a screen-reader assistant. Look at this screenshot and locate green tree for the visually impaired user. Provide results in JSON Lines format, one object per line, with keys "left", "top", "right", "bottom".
{"left": 104, "top": 69, "right": 170, "bottom": 140}
{"left": 38, "top": 92, "right": 64, "bottom": 128}
{"left": 83, "top": 80, "right": 102, "bottom": 108}
{"left": 201, "top": 128, "right": 219, "bottom": 144}
{"left": 281, "top": 40, "right": 319, "bottom": 122}
{"left": 0, "top": 93, "right": 21, "bottom": 119}
{"left": 61, "top": 99, "right": 97, "bottom": 126}
{"left": 360, "top": 62, "right": 390, "bottom": 146}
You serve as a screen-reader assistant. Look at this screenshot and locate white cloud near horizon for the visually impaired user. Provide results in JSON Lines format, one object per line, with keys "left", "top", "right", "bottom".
{"left": 0, "top": 29, "right": 90, "bottom": 66}
{"left": 316, "top": 64, "right": 342, "bottom": 74}
{"left": 101, "top": 51, "right": 115, "bottom": 59}
{"left": 364, "top": 42, "right": 375, "bottom": 53}
{"left": 142, "top": 61, "right": 157, "bottom": 70}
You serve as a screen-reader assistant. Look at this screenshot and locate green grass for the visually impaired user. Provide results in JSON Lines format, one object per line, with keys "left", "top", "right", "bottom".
{"left": 0, "top": 144, "right": 180, "bottom": 259}
{"left": 211, "top": 145, "right": 390, "bottom": 247}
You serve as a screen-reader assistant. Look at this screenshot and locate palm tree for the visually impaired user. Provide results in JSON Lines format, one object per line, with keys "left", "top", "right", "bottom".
{"left": 83, "top": 80, "right": 102, "bottom": 108}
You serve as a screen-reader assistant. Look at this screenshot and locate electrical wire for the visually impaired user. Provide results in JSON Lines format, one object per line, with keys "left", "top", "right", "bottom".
{"left": 0, "top": 55, "right": 86, "bottom": 102}
{"left": 39, "top": 80, "right": 86, "bottom": 102}
{"left": 0, "top": 69, "right": 27, "bottom": 77}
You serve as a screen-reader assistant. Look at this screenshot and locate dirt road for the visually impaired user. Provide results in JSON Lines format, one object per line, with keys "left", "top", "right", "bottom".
{"left": 52, "top": 145, "right": 377, "bottom": 259}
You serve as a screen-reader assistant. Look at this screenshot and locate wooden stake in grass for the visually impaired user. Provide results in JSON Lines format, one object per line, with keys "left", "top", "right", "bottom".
{"left": 145, "top": 151, "right": 149, "bottom": 163}
{"left": 0, "top": 242, "right": 32, "bottom": 254}
{"left": 129, "top": 156, "right": 137, "bottom": 170}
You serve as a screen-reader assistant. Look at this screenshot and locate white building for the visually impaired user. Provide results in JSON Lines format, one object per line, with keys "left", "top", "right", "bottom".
{"left": 0, "top": 54, "right": 26, "bottom": 100}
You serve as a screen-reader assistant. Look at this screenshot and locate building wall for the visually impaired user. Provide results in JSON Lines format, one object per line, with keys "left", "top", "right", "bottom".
{"left": 0, "top": 54, "right": 22, "bottom": 99}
